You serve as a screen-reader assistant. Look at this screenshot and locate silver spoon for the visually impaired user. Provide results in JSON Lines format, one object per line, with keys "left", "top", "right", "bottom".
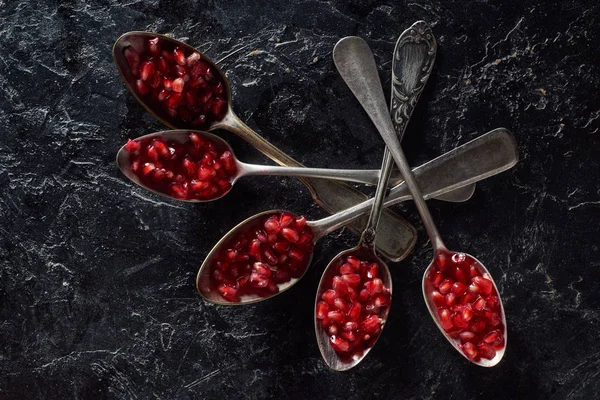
{"left": 196, "top": 128, "right": 518, "bottom": 305}
{"left": 314, "top": 21, "right": 436, "bottom": 371}
{"left": 116, "top": 129, "right": 411, "bottom": 203}
{"left": 334, "top": 36, "right": 509, "bottom": 366}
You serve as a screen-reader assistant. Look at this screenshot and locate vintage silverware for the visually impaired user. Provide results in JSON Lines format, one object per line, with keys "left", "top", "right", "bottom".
{"left": 333, "top": 36, "right": 509, "bottom": 366}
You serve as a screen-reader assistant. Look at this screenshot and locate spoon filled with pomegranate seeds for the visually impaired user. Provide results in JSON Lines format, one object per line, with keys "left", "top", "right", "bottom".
{"left": 117, "top": 130, "right": 410, "bottom": 202}
{"left": 334, "top": 36, "right": 508, "bottom": 366}
{"left": 195, "top": 127, "right": 518, "bottom": 305}
{"left": 314, "top": 21, "right": 436, "bottom": 371}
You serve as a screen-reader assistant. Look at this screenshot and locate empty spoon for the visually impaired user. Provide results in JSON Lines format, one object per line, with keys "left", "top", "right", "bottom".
{"left": 333, "top": 36, "right": 509, "bottom": 366}
{"left": 116, "top": 129, "right": 410, "bottom": 202}
{"left": 196, "top": 128, "right": 518, "bottom": 306}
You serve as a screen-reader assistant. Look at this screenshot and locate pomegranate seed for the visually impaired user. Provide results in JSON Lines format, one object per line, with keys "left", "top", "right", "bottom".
{"left": 328, "top": 324, "right": 339, "bottom": 336}
{"left": 430, "top": 270, "right": 444, "bottom": 288}
{"left": 364, "top": 278, "right": 383, "bottom": 295}
{"left": 187, "top": 52, "right": 201, "bottom": 66}
{"left": 217, "top": 284, "right": 238, "bottom": 297}
{"left": 439, "top": 309, "right": 453, "bottom": 331}
{"left": 277, "top": 212, "right": 294, "bottom": 228}
{"left": 148, "top": 37, "right": 161, "bottom": 55}
{"left": 438, "top": 279, "right": 453, "bottom": 295}
{"left": 359, "top": 289, "right": 370, "bottom": 302}
{"left": 197, "top": 165, "right": 216, "bottom": 180}
{"left": 367, "top": 264, "right": 378, "bottom": 279}
{"left": 281, "top": 227, "right": 299, "bottom": 243}
{"left": 431, "top": 291, "right": 445, "bottom": 307}
{"left": 361, "top": 315, "right": 382, "bottom": 334}
{"left": 452, "top": 282, "right": 467, "bottom": 296}
{"left": 174, "top": 47, "right": 186, "bottom": 65}
{"left": 330, "top": 336, "right": 350, "bottom": 353}
{"left": 473, "top": 296, "right": 486, "bottom": 310}
{"left": 342, "top": 274, "right": 361, "bottom": 287}
{"left": 455, "top": 266, "right": 468, "bottom": 283}
{"left": 333, "top": 297, "right": 349, "bottom": 312}
{"left": 140, "top": 61, "right": 155, "bottom": 81}
{"left": 172, "top": 77, "right": 185, "bottom": 92}
{"left": 435, "top": 251, "right": 449, "bottom": 270}
{"left": 470, "top": 265, "right": 479, "bottom": 278}
{"left": 135, "top": 79, "right": 150, "bottom": 95}
{"left": 477, "top": 343, "right": 496, "bottom": 360}
{"left": 264, "top": 217, "right": 280, "bottom": 234}
{"left": 487, "top": 295, "right": 500, "bottom": 310}
{"left": 445, "top": 292, "right": 457, "bottom": 307}
{"left": 125, "top": 139, "right": 140, "bottom": 152}
{"left": 295, "top": 216, "right": 307, "bottom": 229}
{"left": 462, "top": 307, "right": 474, "bottom": 322}
{"left": 322, "top": 290, "right": 337, "bottom": 305}
{"left": 273, "top": 241, "right": 290, "bottom": 253}
{"left": 170, "top": 184, "right": 187, "bottom": 199}
{"left": 327, "top": 310, "right": 345, "bottom": 323}
{"left": 288, "top": 248, "right": 304, "bottom": 260}
{"left": 472, "top": 276, "right": 494, "bottom": 295}
{"left": 124, "top": 47, "right": 140, "bottom": 75}
{"left": 340, "top": 263, "right": 354, "bottom": 275}
{"left": 483, "top": 329, "right": 503, "bottom": 345}
{"left": 459, "top": 330, "right": 476, "bottom": 343}
{"left": 163, "top": 78, "right": 173, "bottom": 91}
{"left": 348, "top": 302, "right": 361, "bottom": 320}
{"left": 462, "top": 342, "right": 478, "bottom": 360}
{"left": 451, "top": 252, "right": 467, "bottom": 265}
{"left": 470, "top": 319, "right": 486, "bottom": 333}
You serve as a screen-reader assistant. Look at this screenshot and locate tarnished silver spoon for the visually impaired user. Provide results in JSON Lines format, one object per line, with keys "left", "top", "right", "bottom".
{"left": 196, "top": 128, "right": 518, "bottom": 306}
{"left": 116, "top": 129, "right": 409, "bottom": 203}
{"left": 334, "top": 35, "right": 509, "bottom": 366}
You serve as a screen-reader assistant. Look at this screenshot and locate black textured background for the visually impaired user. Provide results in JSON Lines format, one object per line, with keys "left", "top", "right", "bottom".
{"left": 1, "top": 1, "right": 599, "bottom": 399}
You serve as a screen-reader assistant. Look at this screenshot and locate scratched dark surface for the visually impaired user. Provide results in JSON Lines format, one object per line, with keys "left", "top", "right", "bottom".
{"left": 1, "top": 0, "right": 599, "bottom": 399}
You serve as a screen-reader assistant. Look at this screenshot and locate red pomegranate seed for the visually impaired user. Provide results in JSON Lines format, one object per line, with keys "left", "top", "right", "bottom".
{"left": 264, "top": 217, "right": 280, "bottom": 234}
{"left": 361, "top": 315, "right": 382, "bottom": 334}
{"left": 148, "top": 37, "right": 161, "bottom": 55}
{"left": 163, "top": 78, "right": 173, "bottom": 91}
{"left": 140, "top": 61, "right": 155, "bottom": 81}
{"left": 452, "top": 282, "right": 467, "bottom": 296}
{"left": 483, "top": 329, "right": 503, "bottom": 345}
{"left": 187, "top": 52, "right": 201, "bottom": 66}
{"left": 478, "top": 343, "right": 496, "bottom": 360}
{"left": 462, "top": 342, "right": 478, "bottom": 360}
{"left": 469, "top": 319, "right": 486, "bottom": 333}
{"left": 367, "top": 264, "right": 378, "bottom": 279}
{"left": 124, "top": 47, "right": 140, "bottom": 75}
{"left": 172, "top": 77, "right": 185, "bottom": 92}
{"left": 288, "top": 248, "right": 304, "bottom": 260}
{"left": 342, "top": 274, "right": 361, "bottom": 287}
{"left": 135, "top": 79, "right": 150, "bottom": 95}
{"left": 190, "top": 180, "right": 211, "bottom": 193}
{"left": 327, "top": 310, "right": 345, "bottom": 323}
{"left": 459, "top": 330, "right": 476, "bottom": 343}
{"left": 348, "top": 302, "right": 361, "bottom": 320}
{"left": 340, "top": 263, "right": 354, "bottom": 275}
{"left": 473, "top": 296, "right": 486, "bottom": 310}
{"left": 125, "top": 139, "right": 140, "bottom": 152}
{"left": 198, "top": 165, "right": 216, "bottom": 180}
{"left": 174, "top": 47, "right": 186, "bottom": 65}
{"left": 439, "top": 309, "right": 453, "bottom": 331}
{"left": 432, "top": 290, "right": 445, "bottom": 307}
{"left": 472, "top": 276, "right": 494, "bottom": 295}
{"left": 281, "top": 227, "right": 299, "bottom": 243}
{"left": 445, "top": 292, "right": 457, "bottom": 307}
{"left": 322, "top": 289, "right": 337, "bottom": 305}
{"left": 364, "top": 278, "right": 383, "bottom": 295}
{"left": 438, "top": 279, "right": 453, "bottom": 295}
{"left": 334, "top": 298, "right": 349, "bottom": 312}
{"left": 435, "top": 251, "right": 449, "bottom": 270}
{"left": 330, "top": 336, "right": 350, "bottom": 353}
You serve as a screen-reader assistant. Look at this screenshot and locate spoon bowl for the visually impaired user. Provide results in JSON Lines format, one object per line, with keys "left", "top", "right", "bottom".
{"left": 422, "top": 251, "right": 507, "bottom": 367}
{"left": 196, "top": 209, "right": 317, "bottom": 305}
{"left": 113, "top": 31, "right": 233, "bottom": 129}
{"left": 315, "top": 246, "right": 392, "bottom": 371}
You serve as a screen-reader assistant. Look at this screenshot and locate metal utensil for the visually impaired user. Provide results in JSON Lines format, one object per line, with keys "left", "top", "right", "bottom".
{"left": 333, "top": 36, "right": 509, "bottom": 367}
{"left": 196, "top": 128, "right": 518, "bottom": 306}
{"left": 117, "top": 130, "right": 413, "bottom": 202}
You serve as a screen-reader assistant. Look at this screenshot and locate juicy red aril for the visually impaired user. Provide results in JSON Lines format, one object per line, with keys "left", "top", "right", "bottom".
{"left": 318, "top": 255, "right": 390, "bottom": 362}
{"left": 124, "top": 39, "right": 228, "bottom": 129}
{"left": 208, "top": 212, "right": 314, "bottom": 302}
{"left": 125, "top": 132, "right": 236, "bottom": 201}
{"left": 425, "top": 250, "right": 505, "bottom": 362}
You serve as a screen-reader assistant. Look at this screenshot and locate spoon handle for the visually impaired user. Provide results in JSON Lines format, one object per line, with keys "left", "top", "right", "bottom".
{"left": 239, "top": 163, "right": 405, "bottom": 186}
{"left": 333, "top": 36, "right": 446, "bottom": 251}
{"left": 311, "top": 128, "right": 518, "bottom": 239}
{"left": 221, "top": 110, "right": 416, "bottom": 261}
{"left": 387, "top": 22, "right": 475, "bottom": 203}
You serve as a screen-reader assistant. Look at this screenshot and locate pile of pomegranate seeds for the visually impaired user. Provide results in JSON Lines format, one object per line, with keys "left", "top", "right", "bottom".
{"left": 209, "top": 212, "right": 314, "bottom": 302}
{"left": 426, "top": 251, "right": 505, "bottom": 362}
{"left": 316, "top": 255, "right": 391, "bottom": 361}
{"left": 124, "top": 37, "right": 228, "bottom": 128}
{"left": 125, "top": 132, "right": 237, "bottom": 200}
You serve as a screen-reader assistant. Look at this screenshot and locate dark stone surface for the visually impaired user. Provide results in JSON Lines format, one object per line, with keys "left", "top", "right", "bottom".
{"left": 1, "top": 0, "right": 599, "bottom": 398}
